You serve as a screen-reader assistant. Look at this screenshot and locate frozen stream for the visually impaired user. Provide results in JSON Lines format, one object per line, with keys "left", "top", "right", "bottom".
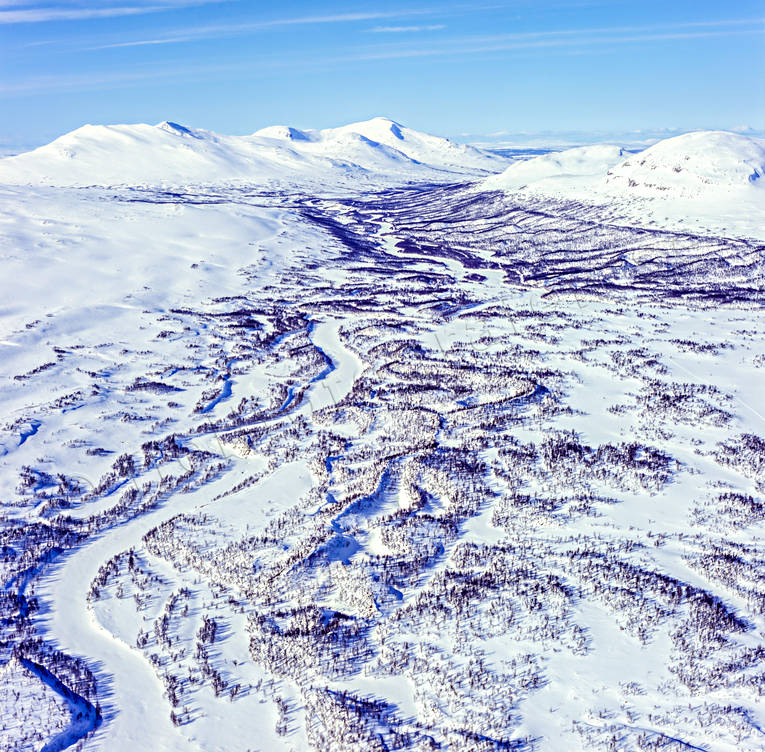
{"left": 31, "top": 317, "right": 363, "bottom": 751}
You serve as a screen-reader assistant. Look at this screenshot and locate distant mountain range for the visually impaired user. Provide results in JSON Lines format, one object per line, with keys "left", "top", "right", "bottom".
{"left": 0, "top": 117, "right": 505, "bottom": 187}
{"left": 2, "top": 118, "right": 763, "bottom": 239}
{"left": 3, "top": 118, "right": 764, "bottom": 198}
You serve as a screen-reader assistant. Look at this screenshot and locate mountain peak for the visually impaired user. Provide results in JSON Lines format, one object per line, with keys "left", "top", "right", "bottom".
{"left": 366, "top": 117, "right": 405, "bottom": 138}
{"left": 0, "top": 116, "right": 505, "bottom": 186}
{"left": 253, "top": 125, "right": 312, "bottom": 141}
{"left": 605, "top": 130, "right": 765, "bottom": 193}
{"left": 333, "top": 117, "right": 407, "bottom": 141}
{"left": 157, "top": 121, "right": 197, "bottom": 138}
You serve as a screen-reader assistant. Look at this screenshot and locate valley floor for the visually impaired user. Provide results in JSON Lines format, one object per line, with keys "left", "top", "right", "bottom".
{"left": 1, "top": 180, "right": 764, "bottom": 751}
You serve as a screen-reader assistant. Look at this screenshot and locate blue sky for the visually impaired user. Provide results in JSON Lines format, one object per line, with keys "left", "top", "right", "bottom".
{"left": 1, "top": 1, "right": 763, "bottom": 150}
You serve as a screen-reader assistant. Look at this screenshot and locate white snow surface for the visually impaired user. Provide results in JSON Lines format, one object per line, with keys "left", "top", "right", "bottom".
{"left": 254, "top": 116, "right": 500, "bottom": 174}
{"left": 482, "top": 144, "right": 629, "bottom": 190}
{"left": 605, "top": 130, "right": 765, "bottom": 193}
{"left": 0, "top": 117, "right": 504, "bottom": 188}
{"left": 2, "top": 119, "right": 765, "bottom": 752}
{"left": 478, "top": 130, "right": 765, "bottom": 240}
{"left": 5, "top": 121, "right": 763, "bottom": 241}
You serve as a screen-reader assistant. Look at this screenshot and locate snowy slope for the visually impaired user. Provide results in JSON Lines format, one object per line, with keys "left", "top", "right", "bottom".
{"left": 325, "top": 117, "right": 501, "bottom": 173}
{"left": 477, "top": 130, "right": 765, "bottom": 239}
{"left": 3, "top": 120, "right": 765, "bottom": 752}
{"left": 253, "top": 121, "right": 426, "bottom": 174}
{"left": 482, "top": 144, "right": 628, "bottom": 191}
{"left": 604, "top": 130, "right": 765, "bottom": 195}
{"left": 0, "top": 117, "right": 505, "bottom": 188}
{"left": 0, "top": 122, "right": 296, "bottom": 187}
{"left": 254, "top": 116, "right": 503, "bottom": 174}
{"left": 3, "top": 179, "right": 765, "bottom": 752}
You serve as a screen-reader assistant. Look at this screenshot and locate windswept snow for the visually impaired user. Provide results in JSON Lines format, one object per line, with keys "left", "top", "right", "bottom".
{"left": 325, "top": 117, "right": 500, "bottom": 172}
{"left": 6, "top": 121, "right": 762, "bottom": 240}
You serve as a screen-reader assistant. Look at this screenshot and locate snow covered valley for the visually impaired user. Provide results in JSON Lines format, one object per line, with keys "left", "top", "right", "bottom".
{"left": 1, "top": 119, "right": 765, "bottom": 751}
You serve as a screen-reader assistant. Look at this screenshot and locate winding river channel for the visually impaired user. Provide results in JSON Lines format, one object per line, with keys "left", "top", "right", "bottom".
{"left": 26, "top": 318, "right": 362, "bottom": 751}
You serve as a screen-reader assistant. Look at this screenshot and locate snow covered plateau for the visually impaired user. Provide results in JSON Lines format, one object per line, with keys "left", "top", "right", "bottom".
{"left": 1, "top": 117, "right": 765, "bottom": 752}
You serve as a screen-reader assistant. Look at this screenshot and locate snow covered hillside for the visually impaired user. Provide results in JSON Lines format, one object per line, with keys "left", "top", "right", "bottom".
{"left": 1, "top": 120, "right": 765, "bottom": 752}
{"left": 255, "top": 117, "right": 501, "bottom": 174}
{"left": 481, "top": 143, "right": 629, "bottom": 190}
{"left": 604, "top": 130, "right": 765, "bottom": 193}
{"left": 0, "top": 117, "right": 505, "bottom": 188}
{"left": 477, "top": 130, "right": 765, "bottom": 240}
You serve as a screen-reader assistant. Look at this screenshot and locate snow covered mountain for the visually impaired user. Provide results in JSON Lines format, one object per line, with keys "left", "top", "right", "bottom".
{"left": 253, "top": 117, "right": 501, "bottom": 174}
{"left": 604, "top": 130, "right": 765, "bottom": 195}
{"left": 477, "top": 130, "right": 765, "bottom": 239}
{"left": 481, "top": 131, "right": 765, "bottom": 195}
{"left": 0, "top": 117, "right": 505, "bottom": 187}
{"left": 481, "top": 144, "right": 628, "bottom": 191}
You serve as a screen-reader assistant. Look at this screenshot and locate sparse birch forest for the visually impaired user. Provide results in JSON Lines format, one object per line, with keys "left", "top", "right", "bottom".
{"left": 2, "top": 140, "right": 765, "bottom": 752}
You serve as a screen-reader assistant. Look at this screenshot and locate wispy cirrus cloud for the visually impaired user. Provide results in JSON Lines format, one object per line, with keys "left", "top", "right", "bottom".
{"left": 0, "top": 0, "right": 228, "bottom": 24}
{"left": 85, "top": 8, "right": 442, "bottom": 49}
{"left": 369, "top": 25, "right": 446, "bottom": 33}
{"left": 350, "top": 27, "right": 763, "bottom": 63}
{"left": 0, "top": 59, "right": 241, "bottom": 94}
{"left": 81, "top": 11, "right": 764, "bottom": 52}
{"left": 346, "top": 16, "right": 765, "bottom": 60}
{"left": 4, "top": 14, "right": 762, "bottom": 96}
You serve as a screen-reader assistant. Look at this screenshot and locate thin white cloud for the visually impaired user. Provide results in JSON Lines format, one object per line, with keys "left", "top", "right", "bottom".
{"left": 0, "top": 0, "right": 55, "bottom": 7}
{"left": 81, "top": 12, "right": 764, "bottom": 52}
{"left": 357, "top": 16, "right": 764, "bottom": 54}
{"left": 90, "top": 36, "right": 196, "bottom": 49}
{"left": 85, "top": 8, "right": 441, "bottom": 49}
{"left": 369, "top": 25, "right": 445, "bottom": 33}
{"left": 4, "top": 15, "right": 762, "bottom": 95}
{"left": 348, "top": 27, "right": 763, "bottom": 62}
{"left": 1, "top": 7, "right": 161, "bottom": 23}
{"left": 0, "top": 60, "right": 241, "bottom": 94}
{"left": 0, "top": 0, "right": 227, "bottom": 24}
{"left": 0, "top": 0, "right": 211, "bottom": 5}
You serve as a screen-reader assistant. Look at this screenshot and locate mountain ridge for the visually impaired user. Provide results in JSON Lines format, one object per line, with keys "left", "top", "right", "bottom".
{"left": 0, "top": 117, "right": 505, "bottom": 187}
